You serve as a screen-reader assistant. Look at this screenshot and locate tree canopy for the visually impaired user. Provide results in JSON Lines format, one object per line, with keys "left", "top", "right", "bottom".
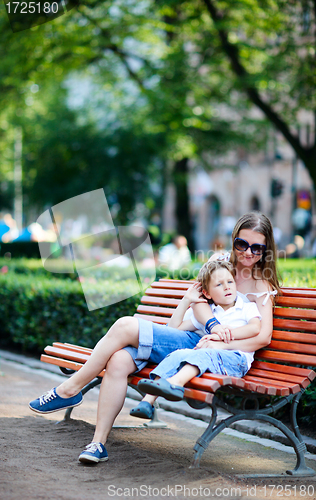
{"left": 0, "top": 0, "right": 315, "bottom": 241}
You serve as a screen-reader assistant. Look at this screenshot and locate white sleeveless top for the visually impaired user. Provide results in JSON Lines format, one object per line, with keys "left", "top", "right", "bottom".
{"left": 238, "top": 290, "right": 278, "bottom": 306}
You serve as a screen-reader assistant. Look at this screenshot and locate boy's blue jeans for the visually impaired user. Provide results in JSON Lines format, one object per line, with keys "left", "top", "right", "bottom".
{"left": 149, "top": 348, "right": 249, "bottom": 379}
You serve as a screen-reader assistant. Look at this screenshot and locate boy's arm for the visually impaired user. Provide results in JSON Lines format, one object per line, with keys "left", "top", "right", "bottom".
{"left": 168, "top": 283, "right": 207, "bottom": 330}
{"left": 191, "top": 301, "right": 214, "bottom": 326}
{"left": 192, "top": 302, "right": 233, "bottom": 342}
{"left": 229, "top": 318, "right": 261, "bottom": 339}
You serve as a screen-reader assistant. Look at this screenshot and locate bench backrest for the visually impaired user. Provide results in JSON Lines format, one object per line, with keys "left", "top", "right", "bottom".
{"left": 135, "top": 280, "right": 316, "bottom": 372}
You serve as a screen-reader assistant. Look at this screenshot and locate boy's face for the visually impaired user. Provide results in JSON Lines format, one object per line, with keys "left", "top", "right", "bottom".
{"left": 203, "top": 268, "right": 237, "bottom": 310}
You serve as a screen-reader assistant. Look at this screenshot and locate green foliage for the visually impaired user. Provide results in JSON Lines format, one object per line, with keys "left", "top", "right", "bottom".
{"left": 277, "top": 259, "right": 316, "bottom": 288}
{"left": 0, "top": 273, "right": 141, "bottom": 354}
{"left": 0, "top": 257, "right": 77, "bottom": 279}
{"left": 299, "top": 379, "right": 316, "bottom": 428}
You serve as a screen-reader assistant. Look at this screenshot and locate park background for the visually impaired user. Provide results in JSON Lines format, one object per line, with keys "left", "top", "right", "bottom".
{"left": 0, "top": 0, "right": 315, "bottom": 427}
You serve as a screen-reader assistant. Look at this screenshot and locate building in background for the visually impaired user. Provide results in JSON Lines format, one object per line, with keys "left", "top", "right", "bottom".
{"left": 162, "top": 130, "right": 315, "bottom": 254}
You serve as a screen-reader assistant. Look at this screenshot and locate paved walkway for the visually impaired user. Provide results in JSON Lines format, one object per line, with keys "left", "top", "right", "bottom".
{"left": 0, "top": 351, "right": 316, "bottom": 500}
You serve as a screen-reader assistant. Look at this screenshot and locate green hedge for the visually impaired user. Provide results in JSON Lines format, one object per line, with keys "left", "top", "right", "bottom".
{"left": 0, "top": 273, "right": 141, "bottom": 355}
{"left": 0, "top": 257, "right": 78, "bottom": 279}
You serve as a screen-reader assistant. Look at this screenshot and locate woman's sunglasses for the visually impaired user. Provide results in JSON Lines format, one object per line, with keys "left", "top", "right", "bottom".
{"left": 233, "top": 237, "right": 266, "bottom": 256}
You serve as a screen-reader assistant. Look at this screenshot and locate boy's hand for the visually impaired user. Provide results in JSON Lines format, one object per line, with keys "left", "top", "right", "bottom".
{"left": 195, "top": 325, "right": 233, "bottom": 348}
{"left": 211, "top": 324, "right": 234, "bottom": 343}
{"left": 183, "top": 283, "right": 207, "bottom": 306}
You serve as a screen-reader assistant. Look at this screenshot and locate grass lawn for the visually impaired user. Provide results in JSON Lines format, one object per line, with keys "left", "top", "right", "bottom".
{"left": 278, "top": 258, "right": 316, "bottom": 288}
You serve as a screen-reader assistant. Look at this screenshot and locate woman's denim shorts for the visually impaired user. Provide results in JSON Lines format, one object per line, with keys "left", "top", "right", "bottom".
{"left": 123, "top": 318, "right": 202, "bottom": 372}
{"left": 150, "top": 348, "right": 249, "bottom": 379}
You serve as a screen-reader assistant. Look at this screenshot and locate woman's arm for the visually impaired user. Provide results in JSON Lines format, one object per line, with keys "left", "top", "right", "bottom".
{"left": 230, "top": 317, "right": 261, "bottom": 340}
{"left": 196, "top": 295, "right": 273, "bottom": 351}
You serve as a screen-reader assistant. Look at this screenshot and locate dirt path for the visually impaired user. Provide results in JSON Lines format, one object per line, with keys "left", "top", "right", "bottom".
{"left": 0, "top": 358, "right": 315, "bottom": 500}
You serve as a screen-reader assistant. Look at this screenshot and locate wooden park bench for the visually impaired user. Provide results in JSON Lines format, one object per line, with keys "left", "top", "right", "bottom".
{"left": 40, "top": 279, "right": 316, "bottom": 477}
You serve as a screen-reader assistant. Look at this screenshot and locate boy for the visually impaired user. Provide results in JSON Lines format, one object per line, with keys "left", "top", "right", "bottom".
{"left": 130, "top": 260, "right": 261, "bottom": 417}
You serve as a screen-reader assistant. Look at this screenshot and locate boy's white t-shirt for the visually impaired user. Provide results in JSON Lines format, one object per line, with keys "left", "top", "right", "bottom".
{"left": 183, "top": 292, "right": 262, "bottom": 369}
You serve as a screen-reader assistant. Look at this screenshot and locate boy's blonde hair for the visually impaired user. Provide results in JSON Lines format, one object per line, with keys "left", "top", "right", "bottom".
{"left": 197, "top": 260, "right": 235, "bottom": 290}
{"left": 197, "top": 260, "right": 235, "bottom": 293}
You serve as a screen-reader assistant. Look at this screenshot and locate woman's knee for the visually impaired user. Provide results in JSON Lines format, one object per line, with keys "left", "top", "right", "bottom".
{"left": 112, "top": 316, "right": 138, "bottom": 337}
{"left": 106, "top": 350, "right": 136, "bottom": 377}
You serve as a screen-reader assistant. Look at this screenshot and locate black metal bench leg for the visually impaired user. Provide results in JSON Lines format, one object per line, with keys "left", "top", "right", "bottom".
{"left": 191, "top": 403, "right": 218, "bottom": 468}
{"left": 143, "top": 401, "right": 167, "bottom": 428}
{"left": 191, "top": 407, "right": 315, "bottom": 477}
{"left": 290, "top": 391, "right": 305, "bottom": 444}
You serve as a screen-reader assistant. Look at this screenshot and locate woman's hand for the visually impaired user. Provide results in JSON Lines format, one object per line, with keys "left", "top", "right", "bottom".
{"left": 183, "top": 283, "right": 207, "bottom": 306}
{"left": 194, "top": 338, "right": 222, "bottom": 350}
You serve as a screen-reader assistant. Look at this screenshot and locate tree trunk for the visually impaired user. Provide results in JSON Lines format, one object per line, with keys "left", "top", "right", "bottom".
{"left": 172, "top": 158, "right": 195, "bottom": 251}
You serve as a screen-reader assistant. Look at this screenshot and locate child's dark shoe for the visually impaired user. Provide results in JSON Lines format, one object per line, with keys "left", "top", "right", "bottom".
{"left": 130, "top": 401, "right": 154, "bottom": 420}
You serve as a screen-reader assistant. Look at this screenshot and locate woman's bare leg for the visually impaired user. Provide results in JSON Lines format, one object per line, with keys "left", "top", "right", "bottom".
{"left": 56, "top": 317, "right": 140, "bottom": 398}
{"left": 91, "top": 350, "right": 137, "bottom": 445}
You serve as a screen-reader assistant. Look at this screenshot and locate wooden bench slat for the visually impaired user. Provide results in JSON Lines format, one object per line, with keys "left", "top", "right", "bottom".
{"left": 268, "top": 340, "right": 316, "bottom": 355}
{"left": 44, "top": 346, "right": 90, "bottom": 363}
{"left": 140, "top": 296, "right": 181, "bottom": 307}
{"left": 243, "top": 376, "right": 294, "bottom": 395}
{"left": 53, "top": 343, "right": 93, "bottom": 354}
{"left": 255, "top": 349, "right": 316, "bottom": 366}
{"left": 149, "top": 281, "right": 192, "bottom": 290}
{"left": 272, "top": 330, "right": 316, "bottom": 344}
{"left": 199, "top": 373, "right": 233, "bottom": 385}
{"left": 133, "top": 313, "right": 169, "bottom": 324}
{"left": 241, "top": 379, "right": 276, "bottom": 395}
{"left": 158, "top": 279, "right": 194, "bottom": 284}
{"left": 274, "top": 307, "right": 316, "bottom": 321}
{"left": 137, "top": 305, "right": 175, "bottom": 317}
{"left": 187, "top": 377, "right": 220, "bottom": 393}
{"left": 275, "top": 296, "right": 316, "bottom": 308}
{"left": 145, "top": 288, "right": 187, "bottom": 299}
{"left": 251, "top": 360, "right": 316, "bottom": 381}
{"left": 40, "top": 355, "right": 106, "bottom": 377}
{"left": 183, "top": 388, "right": 214, "bottom": 404}
{"left": 244, "top": 374, "right": 300, "bottom": 390}
{"left": 273, "top": 317, "right": 316, "bottom": 332}
{"left": 280, "top": 289, "right": 316, "bottom": 299}
{"left": 247, "top": 368, "right": 310, "bottom": 388}
{"left": 40, "top": 355, "right": 82, "bottom": 371}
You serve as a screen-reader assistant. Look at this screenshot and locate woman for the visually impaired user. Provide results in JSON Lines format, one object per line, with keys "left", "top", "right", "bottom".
{"left": 29, "top": 211, "right": 280, "bottom": 464}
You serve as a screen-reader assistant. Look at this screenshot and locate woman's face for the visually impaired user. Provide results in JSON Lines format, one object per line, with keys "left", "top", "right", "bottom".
{"left": 234, "top": 229, "right": 266, "bottom": 268}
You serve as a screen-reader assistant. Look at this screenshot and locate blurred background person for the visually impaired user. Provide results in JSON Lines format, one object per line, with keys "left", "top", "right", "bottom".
{"left": 158, "top": 235, "right": 191, "bottom": 272}
{"left": 0, "top": 213, "right": 19, "bottom": 243}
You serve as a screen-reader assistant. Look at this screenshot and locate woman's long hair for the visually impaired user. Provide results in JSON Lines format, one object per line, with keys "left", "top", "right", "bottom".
{"left": 230, "top": 211, "right": 281, "bottom": 293}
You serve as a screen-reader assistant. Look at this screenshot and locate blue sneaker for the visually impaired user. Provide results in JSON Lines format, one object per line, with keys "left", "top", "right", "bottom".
{"left": 29, "top": 388, "right": 83, "bottom": 414}
{"left": 79, "top": 442, "right": 109, "bottom": 464}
